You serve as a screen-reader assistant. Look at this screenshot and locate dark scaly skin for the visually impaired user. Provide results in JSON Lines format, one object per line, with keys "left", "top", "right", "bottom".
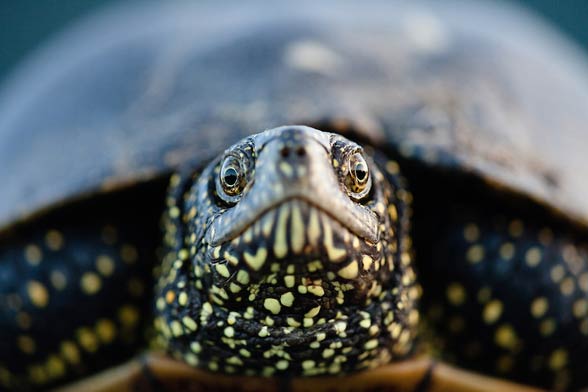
{"left": 0, "top": 187, "right": 160, "bottom": 390}
{"left": 417, "top": 206, "right": 588, "bottom": 391}
{"left": 154, "top": 126, "right": 419, "bottom": 377}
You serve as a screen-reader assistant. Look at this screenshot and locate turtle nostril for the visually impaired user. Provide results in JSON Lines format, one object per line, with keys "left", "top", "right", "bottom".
{"left": 281, "top": 147, "right": 290, "bottom": 158}
{"left": 296, "top": 146, "right": 306, "bottom": 157}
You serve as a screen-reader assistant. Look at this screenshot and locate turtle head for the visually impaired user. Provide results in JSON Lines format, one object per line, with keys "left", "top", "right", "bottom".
{"left": 156, "top": 126, "right": 419, "bottom": 376}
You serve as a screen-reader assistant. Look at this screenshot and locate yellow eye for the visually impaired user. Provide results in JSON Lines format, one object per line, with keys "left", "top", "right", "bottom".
{"left": 219, "top": 156, "right": 245, "bottom": 197}
{"left": 345, "top": 153, "right": 371, "bottom": 199}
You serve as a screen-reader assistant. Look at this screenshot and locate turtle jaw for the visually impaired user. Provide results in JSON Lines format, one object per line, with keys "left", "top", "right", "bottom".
{"left": 186, "top": 196, "right": 409, "bottom": 376}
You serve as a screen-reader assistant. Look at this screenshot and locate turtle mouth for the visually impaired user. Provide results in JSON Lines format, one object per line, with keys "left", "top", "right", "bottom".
{"left": 207, "top": 195, "right": 380, "bottom": 248}
{"left": 206, "top": 198, "right": 380, "bottom": 276}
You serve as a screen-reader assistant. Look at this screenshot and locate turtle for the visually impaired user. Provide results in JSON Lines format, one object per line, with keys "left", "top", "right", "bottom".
{"left": 1, "top": 1, "right": 588, "bottom": 391}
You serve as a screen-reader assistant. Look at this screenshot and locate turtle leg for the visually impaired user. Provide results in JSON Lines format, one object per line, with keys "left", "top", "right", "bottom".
{"left": 0, "top": 209, "right": 158, "bottom": 390}
{"left": 416, "top": 206, "right": 588, "bottom": 391}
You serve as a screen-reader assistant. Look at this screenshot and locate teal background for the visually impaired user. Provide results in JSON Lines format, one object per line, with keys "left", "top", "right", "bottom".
{"left": 0, "top": 1, "right": 587, "bottom": 85}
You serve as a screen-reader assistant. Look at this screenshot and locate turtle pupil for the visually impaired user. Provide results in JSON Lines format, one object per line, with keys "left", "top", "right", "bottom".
{"left": 223, "top": 167, "right": 239, "bottom": 187}
{"left": 354, "top": 162, "right": 367, "bottom": 182}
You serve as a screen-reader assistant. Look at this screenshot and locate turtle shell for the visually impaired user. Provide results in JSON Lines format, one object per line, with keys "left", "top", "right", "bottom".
{"left": 1, "top": 0, "right": 588, "bottom": 231}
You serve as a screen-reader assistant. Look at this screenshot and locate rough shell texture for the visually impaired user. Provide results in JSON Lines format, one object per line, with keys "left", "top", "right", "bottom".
{"left": 1, "top": 0, "right": 588, "bottom": 230}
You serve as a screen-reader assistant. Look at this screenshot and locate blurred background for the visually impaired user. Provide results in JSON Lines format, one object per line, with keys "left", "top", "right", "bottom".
{"left": 0, "top": 0, "right": 587, "bottom": 86}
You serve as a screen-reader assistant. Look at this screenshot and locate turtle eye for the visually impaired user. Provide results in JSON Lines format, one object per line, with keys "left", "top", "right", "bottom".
{"left": 345, "top": 152, "right": 371, "bottom": 200}
{"left": 218, "top": 155, "right": 246, "bottom": 200}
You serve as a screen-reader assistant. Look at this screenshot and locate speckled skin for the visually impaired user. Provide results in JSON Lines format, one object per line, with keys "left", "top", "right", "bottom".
{"left": 0, "top": 186, "right": 161, "bottom": 390}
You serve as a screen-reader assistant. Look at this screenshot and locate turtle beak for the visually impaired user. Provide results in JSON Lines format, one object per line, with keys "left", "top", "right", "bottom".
{"left": 206, "top": 126, "right": 379, "bottom": 246}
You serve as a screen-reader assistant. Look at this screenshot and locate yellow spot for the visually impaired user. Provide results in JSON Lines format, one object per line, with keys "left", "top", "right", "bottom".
{"left": 560, "top": 277, "right": 575, "bottom": 296}
{"left": 284, "top": 275, "right": 296, "bottom": 288}
{"left": 171, "top": 321, "right": 183, "bottom": 336}
{"left": 494, "top": 324, "right": 519, "bottom": 351}
{"left": 0, "top": 366, "right": 12, "bottom": 386}
{"left": 224, "top": 326, "right": 235, "bottom": 337}
{"left": 45, "top": 230, "right": 64, "bottom": 251}
{"left": 305, "top": 306, "right": 321, "bottom": 318}
{"left": 165, "top": 290, "right": 176, "bottom": 304}
{"left": 24, "top": 245, "right": 42, "bottom": 266}
{"left": 364, "top": 339, "right": 378, "bottom": 350}
{"left": 508, "top": 220, "right": 524, "bottom": 237}
{"left": 120, "top": 244, "right": 138, "bottom": 264}
{"left": 530, "top": 297, "right": 549, "bottom": 318}
{"left": 290, "top": 203, "right": 305, "bottom": 253}
{"left": 548, "top": 349, "right": 568, "bottom": 371}
{"left": 258, "top": 326, "right": 269, "bottom": 338}
{"left": 264, "top": 298, "right": 281, "bottom": 315}
{"left": 60, "top": 341, "right": 80, "bottom": 364}
{"left": 95, "top": 319, "right": 117, "bottom": 344}
{"left": 573, "top": 299, "right": 588, "bottom": 318}
{"left": 499, "top": 243, "right": 515, "bottom": 260}
{"left": 80, "top": 272, "right": 102, "bottom": 295}
{"left": 274, "top": 205, "right": 290, "bottom": 258}
{"left": 385, "top": 160, "right": 400, "bottom": 174}
{"left": 580, "top": 320, "right": 588, "bottom": 336}
{"left": 362, "top": 255, "right": 373, "bottom": 271}
{"left": 276, "top": 360, "right": 289, "bottom": 370}
{"left": 96, "top": 255, "right": 115, "bottom": 277}
{"left": 49, "top": 270, "right": 67, "bottom": 291}
{"left": 46, "top": 355, "right": 65, "bottom": 378}
{"left": 308, "top": 285, "right": 325, "bottom": 297}
{"left": 446, "top": 283, "right": 466, "bottom": 306}
{"left": 539, "top": 318, "right": 556, "bottom": 336}
{"left": 17, "top": 335, "right": 36, "bottom": 354}
{"left": 550, "top": 265, "right": 565, "bottom": 283}
{"left": 181, "top": 316, "right": 197, "bottom": 332}
{"left": 338, "top": 261, "right": 359, "bottom": 279}
{"left": 466, "top": 245, "right": 484, "bottom": 264}
{"left": 244, "top": 247, "right": 268, "bottom": 271}
{"left": 27, "top": 281, "right": 49, "bottom": 308}
{"left": 302, "top": 360, "right": 315, "bottom": 370}
{"left": 215, "top": 264, "right": 230, "bottom": 278}
{"left": 463, "top": 224, "right": 480, "bottom": 242}
{"left": 287, "top": 317, "right": 301, "bottom": 327}
{"left": 176, "top": 291, "right": 188, "bottom": 306}
{"left": 236, "top": 270, "right": 250, "bottom": 285}
{"left": 77, "top": 327, "right": 99, "bottom": 352}
{"left": 280, "top": 292, "right": 295, "bottom": 307}
{"left": 388, "top": 204, "right": 398, "bottom": 221}
{"left": 483, "top": 300, "right": 503, "bottom": 324}
{"left": 579, "top": 272, "right": 588, "bottom": 292}
{"left": 525, "top": 247, "right": 542, "bottom": 267}
{"left": 118, "top": 305, "right": 140, "bottom": 328}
